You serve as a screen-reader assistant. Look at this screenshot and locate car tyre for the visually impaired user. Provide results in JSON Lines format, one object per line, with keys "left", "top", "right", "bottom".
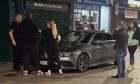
{"left": 77, "top": 54, "right": 89, "bottom": 72}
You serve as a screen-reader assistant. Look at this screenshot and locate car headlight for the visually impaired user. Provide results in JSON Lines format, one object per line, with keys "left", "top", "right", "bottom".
{"left": 60, "top": 52, "right": 76, "bottom": 57}
{"left": 63, "top": 53, "right": 71, "bottom": 57}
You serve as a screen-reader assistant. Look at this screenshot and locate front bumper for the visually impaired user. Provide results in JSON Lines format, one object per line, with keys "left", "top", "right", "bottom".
{"left": 40, "top": 57, "right": 75, "bottom": 69}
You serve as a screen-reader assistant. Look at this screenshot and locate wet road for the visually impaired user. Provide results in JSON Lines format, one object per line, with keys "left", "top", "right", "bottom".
{"left": 0, "top": 50, "right": 140, "bottom": 84}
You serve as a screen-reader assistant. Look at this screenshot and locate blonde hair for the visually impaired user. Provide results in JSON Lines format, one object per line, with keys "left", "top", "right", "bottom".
{"left": 50, "top": 21, "right": 58, "bottom": 39}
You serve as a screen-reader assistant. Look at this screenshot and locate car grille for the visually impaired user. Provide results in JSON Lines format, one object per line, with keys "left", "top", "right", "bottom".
{"left": 40, "top": 52, "right": 62, "bottom": 60}
{"left": 40, "top": 52, "right": 47, "bottom": 60}
{"left": 59, "top": 53, "right": 63, "bottom": 57}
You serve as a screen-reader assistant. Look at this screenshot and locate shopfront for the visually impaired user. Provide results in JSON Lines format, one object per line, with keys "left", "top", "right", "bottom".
{"left": 26, "top": 0, "right": 72, "bottom": 35}
{"left": 10, "top": 0, "right": 73, "bottom": 35}
{"left": 74, "top": 0, "right": 111, "bottom": 32}
{"left": 128, "top": 0, "right": 140, "bottom": 27}
{"left": 118, "top": 0, "right": 140, "bottom": 27}
{"left": 0, "top": 0, "right": 73, "bottom": 61}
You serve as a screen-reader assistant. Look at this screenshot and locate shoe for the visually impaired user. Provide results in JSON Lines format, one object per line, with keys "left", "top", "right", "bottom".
{"left": 59, "top": 69, "right": 63, "bottom": 75}
{"left": 127, "top": 65, "right": 132, "bottom": 71}
{"left": 112, "top": 75, "right": 122, "bottom": 78}
{"left": 127, "top": 64, "right": 135, "bottom": 71}
{"left": 45, "top": 70, "right": 51, "bottom": 75}
{"left": 23, "top": 71, "right": 28, "bottom": 76}
{"left": 37, "top": 70, "right": 43, "bottom": 75}
{"left": 131, "top": 65, "right": 135, "bottom": 70}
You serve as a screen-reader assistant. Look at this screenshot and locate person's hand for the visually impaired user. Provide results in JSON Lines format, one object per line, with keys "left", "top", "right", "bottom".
{"left": 115, "top": 28, "right": 119, "bottom": 31}
{"left": 39, "top": 30, "right": 42, "bottom": 33}
{"left": 57, "top": 35, "right": 61, "bottom": 43}
{"left": 138, "top": 46, "right": 140, "bottom": 49}
{"left": 12, "top": 40, "right": 16, "bottom": 46}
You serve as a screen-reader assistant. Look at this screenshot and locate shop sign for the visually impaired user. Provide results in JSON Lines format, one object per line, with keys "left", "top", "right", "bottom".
{"left": 76, "top": 0, "right": 107, "bottom": 5}
{"left": 26, "top": 1, "right": 68, "bottom": 12}
{"left": 76, "top": 0, "right": 83, "bottom": 2}
{"left": 128, "top": 0, "right": 140, "bottom": 8}
{"left": 125, "top": 10, "right": 138, "bottom": 19}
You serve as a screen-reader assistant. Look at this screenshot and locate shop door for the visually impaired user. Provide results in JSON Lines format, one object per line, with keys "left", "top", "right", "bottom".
{"left": 29, "top": 10, "right": 69, "bottom": 35}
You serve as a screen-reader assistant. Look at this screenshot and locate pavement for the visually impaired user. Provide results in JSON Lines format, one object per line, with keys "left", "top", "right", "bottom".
{"left": 0, "top": 49, "right": 140, "bottom": 84}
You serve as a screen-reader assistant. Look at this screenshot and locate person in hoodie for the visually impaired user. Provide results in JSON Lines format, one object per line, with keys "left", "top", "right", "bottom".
{"left": 42, "top": 20, "right": 63, "bottom": 75}
{"left": 19, "top": 11, "right": 43, "bottom": 76}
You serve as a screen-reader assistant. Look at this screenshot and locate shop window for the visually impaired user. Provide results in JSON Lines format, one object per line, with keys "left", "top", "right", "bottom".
{"left": 90, "top": 11, "right": 98, "bottom": 31}
{"left": 74, "top": 9, "right": 99, "bottom": 31}
{"left": 100, "top": 6, "right": 111, "bottom": 32}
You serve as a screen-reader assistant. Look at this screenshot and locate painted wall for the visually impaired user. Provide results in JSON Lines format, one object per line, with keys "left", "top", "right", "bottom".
{"left": 0, "top": 0, "right": 12, "bottom": 61}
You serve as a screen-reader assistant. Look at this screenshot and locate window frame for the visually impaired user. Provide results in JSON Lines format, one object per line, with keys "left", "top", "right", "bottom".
{"left": 91, "top": 33, "right": 112, "bottom": 45}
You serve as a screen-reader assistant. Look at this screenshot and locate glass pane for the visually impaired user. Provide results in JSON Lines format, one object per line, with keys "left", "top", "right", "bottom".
{"left": 78, "top": 9, "right": 82, "bottom": 13}
{"left": 82, "top": 10, "right": 89, "bottom": 16}
{"left": 74, "top": 9, "right": 77, "bottom": 12}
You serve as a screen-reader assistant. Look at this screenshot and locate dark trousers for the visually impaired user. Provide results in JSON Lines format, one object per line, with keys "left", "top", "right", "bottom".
{"left": 22, "top": 44, "right": 40, "bottom": 71}
{"left": 13, "top": 45, "right": 22, "bottom": 70}
{"left": 128, "top": 45, "right": 137, "bottom": 65}
{"left": 46, "top": 46, "right": 61, "bottom": 69}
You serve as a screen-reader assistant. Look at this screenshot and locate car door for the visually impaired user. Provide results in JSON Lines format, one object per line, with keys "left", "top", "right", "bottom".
{"left": 91, "top": 33, "right": 108, "bottom": 64}
{"left": 103, "top": 34, "right": 116, "bottom": 61}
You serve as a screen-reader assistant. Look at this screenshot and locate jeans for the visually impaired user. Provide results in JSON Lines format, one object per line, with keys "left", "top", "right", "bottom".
{"left": 128, "top": 45, "right": 137, "bottom": 65}
{"left": 117, "top": 49, "right": 127, "bottom": 76}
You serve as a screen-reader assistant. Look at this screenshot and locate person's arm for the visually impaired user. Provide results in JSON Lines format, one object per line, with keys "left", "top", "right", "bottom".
{"left": 138, "top": 41, "right": 140, "bottom": 49}
{"left": 9, "top": 22, "right": 16, "bottom": 46}
{"left": 137, "top": 29, "right": 140, "bottom": 49}
{"left": 33, "top": 22, "right": 40, "bottom": 36}
{"left": 57, "top": 35, "right": 61, "bottom": 43}
{"left": 9, "top": 30, "right": 16, "bottom": 46}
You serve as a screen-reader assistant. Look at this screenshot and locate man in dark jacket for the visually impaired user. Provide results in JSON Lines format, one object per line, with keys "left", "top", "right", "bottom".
{"left": 19, "top": 12, "right": 42, "bottom": 76}
{"left": 9, "top": 14, "right": 23, "bottom": 71}
{"left": 112, "top": 21, "right": 128, "bottom": 78}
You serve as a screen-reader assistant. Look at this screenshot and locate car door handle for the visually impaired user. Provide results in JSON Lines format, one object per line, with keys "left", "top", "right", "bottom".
{"left": 95, "top": 45, "right": 103, "bottom": 48}
{"left": 102, "top": 44, "right": 109, "bottom": 48}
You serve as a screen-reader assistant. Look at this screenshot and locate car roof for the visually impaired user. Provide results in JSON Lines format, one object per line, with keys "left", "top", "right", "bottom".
{"left": 66, "top": 30, "right": 112, "bottom": 36}
{"left": 70, "top": 30, "right": 104, "bottom": 34}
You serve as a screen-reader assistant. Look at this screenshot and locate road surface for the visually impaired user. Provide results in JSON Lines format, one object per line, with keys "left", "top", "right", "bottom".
{"left": 0, "top": 50, "right": 140, "bottom": 84}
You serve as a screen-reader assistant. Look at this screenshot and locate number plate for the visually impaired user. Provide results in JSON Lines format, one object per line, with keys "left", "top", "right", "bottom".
{"left": 40, "top": 61, "right": 48, "bottom": 65}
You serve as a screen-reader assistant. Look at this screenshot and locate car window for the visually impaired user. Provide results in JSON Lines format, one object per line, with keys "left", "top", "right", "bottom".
{"left": 105, "top": 34, "right": 112, "bottom": 40}
{"left": 93, "top": 33, "right": 106, "bottom": 41}
{"left": 92, "top": 33, "right": 112, "bottom": 45}
{"left": 94, "top": 33, "right": 112, "bottom": 41}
